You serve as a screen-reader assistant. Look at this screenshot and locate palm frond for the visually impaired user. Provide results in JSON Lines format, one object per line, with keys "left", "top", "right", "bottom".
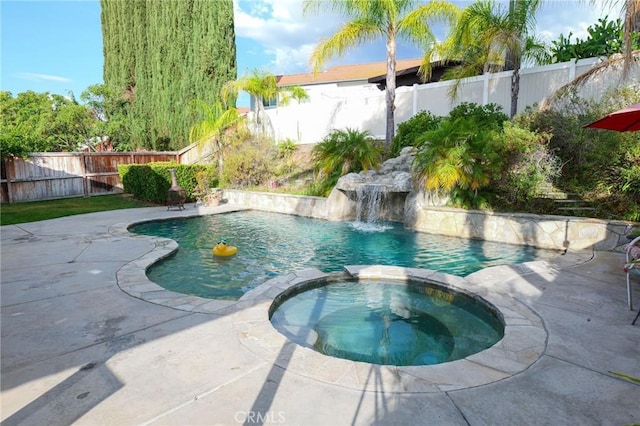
{"left": 279, "top": 86, "right": 309, "bottom": 106}
{"left": 541, "top": 50, "right": 640, "bottom": 110}
{"left": 400, "top": 0, "right": 459, "bottom": 43}
{"left": 309, "top": 19, "right": 382, "bottom": 72}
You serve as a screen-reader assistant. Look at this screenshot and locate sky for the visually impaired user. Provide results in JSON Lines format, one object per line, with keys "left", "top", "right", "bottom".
{"left": 1, "top": 0, "right": 619, "bottom": 107}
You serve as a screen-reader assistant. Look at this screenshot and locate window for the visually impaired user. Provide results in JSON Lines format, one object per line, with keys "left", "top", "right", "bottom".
{"left": 262, "top": 96, "right": 278, "bottom": 109}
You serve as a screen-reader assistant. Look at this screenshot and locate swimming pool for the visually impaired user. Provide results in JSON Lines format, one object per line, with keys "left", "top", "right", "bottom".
{"left": 130, "top": 210, "right": 556, "bottom": 300}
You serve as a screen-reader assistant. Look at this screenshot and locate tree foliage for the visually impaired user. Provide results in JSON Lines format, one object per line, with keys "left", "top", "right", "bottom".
{"left": 80, "top": 84, "right": 133, "bottom": 151}
{"left": 101, "top": 0, "right": 237, "bottom": 150}
{"left": 223, "top": 69, "right": 278, "bottom": 137}
{"left": 0, "top": 91, "right": 98, "bottom": 157}
{"left": 546, "top": 16, "right": 640, "bottom": 63}
{"left": 390, "top": 110, "right": 442, "bottom": 157}
{"left": 189, "top": 99, "right": 244, "bottom": 179}
{"left": 619, "top": 0, "right": 640, "bottom": 75}
{"left": 223, "top": 69, "right": 309, "bottom": 139}
{"left": 441, "top": 0, "right": 545, "bottom": 117}
{"left": 304, "top": 0, "right": 459, "bottom": 151}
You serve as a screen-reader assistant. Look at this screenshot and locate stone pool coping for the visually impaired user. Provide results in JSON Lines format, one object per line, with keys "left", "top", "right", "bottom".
{"left": 232, "top": 265, "right": 547, "bottom": 393}
{"left": 114, "top": 214, "right": 595, "bottom": 393}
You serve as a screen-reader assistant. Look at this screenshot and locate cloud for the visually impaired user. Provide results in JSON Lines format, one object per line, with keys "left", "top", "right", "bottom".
{"left": 266, "top": 44, "right": 317, "bottom": 73}
{"left": 235, "top": 0, "right": 318, "bottom": 46}
{"left": 15, "top": 72, "right": 72, "bottom": 83}
{"left": 235, "top": 0, "right": 617, "bottom": 75}
{"left": 234, "top": 0, "right": 342, "bottom": 72}
{"left": 536, "top": 0, "right": 618, "bottom": 43}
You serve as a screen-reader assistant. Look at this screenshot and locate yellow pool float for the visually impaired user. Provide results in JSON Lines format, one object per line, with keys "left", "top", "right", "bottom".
{"left": 212, "top": 240, "right": 237, "bottom": 257}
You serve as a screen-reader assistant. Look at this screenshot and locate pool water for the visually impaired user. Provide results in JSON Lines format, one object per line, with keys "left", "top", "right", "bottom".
{"left": 270, "top": 280, "right": 504, "bottom": 366}
{"left": 130, "top": 210, "right": 555, "bottom": 300}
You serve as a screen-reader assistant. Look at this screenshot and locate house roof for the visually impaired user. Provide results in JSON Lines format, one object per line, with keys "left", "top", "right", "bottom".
{"left": 367, "top": 59, "right": 462, "bottom": 89}
{"left": 276, "top": 58, "right": 424, "bottom": 87}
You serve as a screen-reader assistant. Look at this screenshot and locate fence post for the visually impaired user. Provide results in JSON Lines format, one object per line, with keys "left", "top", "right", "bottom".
{"left": 482, "top": 73, "right": 490, "bottom": 106}
{"left": 5, "top": 157, "right": 15, "bottom": 204}
{"left": 81, "top": 153, "right": 89, "bottom": 197}
{"left": 569, "top": 58, "right": 576, "bottom": 81}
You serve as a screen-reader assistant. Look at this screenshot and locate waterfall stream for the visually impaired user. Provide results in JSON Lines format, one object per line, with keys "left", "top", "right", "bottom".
{"left": 353, "top": 184, "right": 390, "bottom": 232}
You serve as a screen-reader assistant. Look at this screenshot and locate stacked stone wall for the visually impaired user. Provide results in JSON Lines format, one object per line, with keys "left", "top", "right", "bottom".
{"left": 222, "top": 189, "right": 634, "bottom": 251}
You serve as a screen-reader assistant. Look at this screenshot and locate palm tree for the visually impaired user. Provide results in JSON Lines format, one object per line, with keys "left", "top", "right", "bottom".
{"left": 223, "top": 69, "right": 278, "bottom": 137}
{"left": 312, "top": 128, "right": 382, "bottom": 196}
{"left": 223, "top": 70, "right": 309, "bottom": 139}
{"left": 279, "top": 85, "right": 310, "bottom": 142}
{"left": 304, "top": 0, "right": 459, "bottom": 152}
{"left": 540, "top": 50, "right": 639, "bottom": 110}
{"left": 189, "top": 100, "right": 244, "bottom": 179}
{"left": 608, "top": 0, "right": 640, "bottom": 76}
{"left": 412, "top": 116, "right": 501, "bottom": 195}
{"left": 441, "top": 0, "right": 546, "bottom": 117}
{"left": 280, "top": 85, "right": 309, "bottom": 105}
{"left": 313, "top": 128, "right": 381, "bottom": 176}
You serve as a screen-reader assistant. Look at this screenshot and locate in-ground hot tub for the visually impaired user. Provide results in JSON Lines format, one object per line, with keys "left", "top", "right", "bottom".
{"left": 269, "top": 277, "right": 505, "bottom": 366}
{"left": 231, "top": 265, "right": 547, "bottom": 392}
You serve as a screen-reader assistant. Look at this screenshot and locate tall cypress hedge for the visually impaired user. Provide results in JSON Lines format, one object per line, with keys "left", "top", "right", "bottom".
{"left": 101, "top": 0, "right": 236, "bottom": 150}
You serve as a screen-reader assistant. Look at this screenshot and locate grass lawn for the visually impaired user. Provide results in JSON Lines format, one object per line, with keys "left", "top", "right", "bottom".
{"left": 0, "top": 194, "right": 157, "bottom": 226}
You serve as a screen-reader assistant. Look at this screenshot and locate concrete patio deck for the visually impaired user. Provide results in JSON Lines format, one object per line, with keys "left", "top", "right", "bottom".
{"left": 1, "top": 204, "right": 638, "bottom": 426}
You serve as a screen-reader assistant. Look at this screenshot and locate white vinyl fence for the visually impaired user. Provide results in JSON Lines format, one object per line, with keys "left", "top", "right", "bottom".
{"left": 261, "top": 57, "right": 636, "bottom": 144}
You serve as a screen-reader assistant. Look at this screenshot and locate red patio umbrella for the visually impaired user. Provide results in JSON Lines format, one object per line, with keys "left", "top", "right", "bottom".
{"left": 583, "top": 103, "right": 640, "bottom": 132}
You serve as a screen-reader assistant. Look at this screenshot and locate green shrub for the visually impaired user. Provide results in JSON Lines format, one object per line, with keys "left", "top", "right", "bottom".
{"left": 409, "top": 103, "right": 508, "bottom": 209}
{"left": 272, "top": 139, "right": 301, "bottom": 178}
{"left": 448, "top": 102, "right": 509, "bottom": 131}
{"left": 514, "top": 85, "right": 640, "bottom": 220}
{"left": 223, "top": 136, "right": 276, "bottom": 187}
{"left": 313, "top": 128, "right": 381, "bottom": 175}
{"left": 519, "top": 87, "right": 640, "bottom": 188}
{"left": 273, "top": 157, "right": 301, "bottom": 179}
{"left": 117, "top": 162, "right": 217, "bottom": 203}
{"left": 277, "top": 138, "right": 298, "bottom": 158}
{"left": 311, "top": 128, "right": 382, "bottom": 196}
{"left": 515, "top": 104, "right": 601, "bottom": 186}
{"left": 302, "top": 177, "right": 338, "bottom": 197}
{"left": 493, "top": 121, "right": 561, "bottom": 204}
{"left": 390, "top": 110, "right": 442, "bottom": 157}
{"left": 412, "top": 115, "right": 502, "bottom": 204}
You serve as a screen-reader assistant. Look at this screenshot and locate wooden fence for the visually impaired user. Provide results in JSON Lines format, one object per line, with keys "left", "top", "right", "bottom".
{"left": 0, "top": 143, "right": 204, "bottom": 204}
